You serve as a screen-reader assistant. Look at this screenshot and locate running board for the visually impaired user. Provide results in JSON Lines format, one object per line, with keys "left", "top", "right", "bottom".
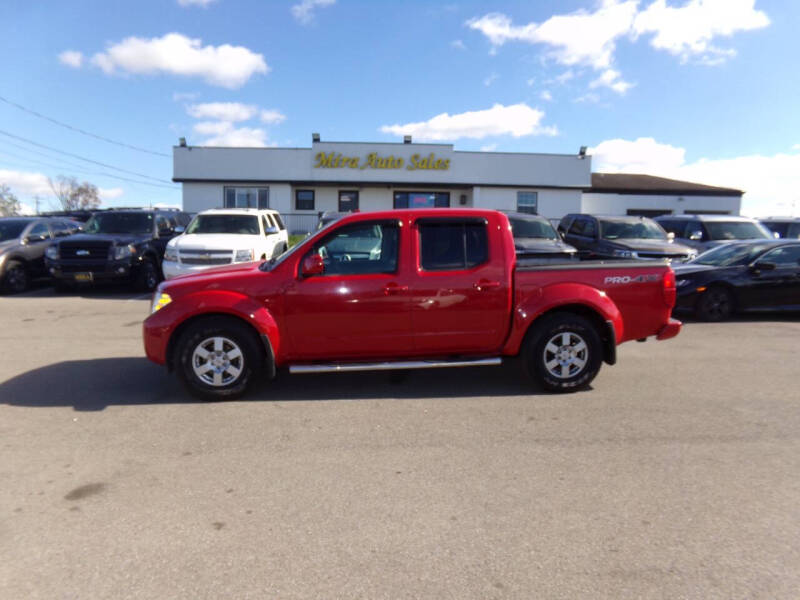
{"left": 289, "top": 357, "right": 502, "bottom": 374}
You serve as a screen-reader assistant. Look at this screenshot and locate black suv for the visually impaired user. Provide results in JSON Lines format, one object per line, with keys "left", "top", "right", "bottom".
{"left": 45, "top": 209, "right": 189, "bottom": 291}
{"left": 558, "top": 214, "right": 696, "bottom": 262}
{"left": 759, "top": 217, "right": 800, "bottom": 239}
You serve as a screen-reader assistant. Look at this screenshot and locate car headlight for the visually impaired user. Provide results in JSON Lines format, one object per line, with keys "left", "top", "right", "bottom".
{"left": 113, "top": 244, "right": 136, "bottom": 260}
{"left": 611, "top": 249, "right": 636, "bottom": 258}
{"left": 151, "top": 291, "right": 172, "bottom": 313}
{"left": 164, "top": 246, "right": 178, "bottom": 262}
{"left": 234, "top": 249, "right": 254, "bottom": 262}
{"left": 45, "top": 245, "right": 59, "bottom": 260}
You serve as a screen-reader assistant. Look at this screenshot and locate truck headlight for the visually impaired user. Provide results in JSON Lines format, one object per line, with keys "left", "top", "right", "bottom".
{"left": 234, "top": 249, "right": 254, "bottom": 262}
{"left": 164, "top": 246, "right": 178, "bottom": 262}
{"left": 113, "top": 244, "right": 136, "bottom": 260}
{"left": 151, "top": 291, "right": 172, "bottom": 313}
{"left": 45, "top": 245, "right": 59, "bottom": 260}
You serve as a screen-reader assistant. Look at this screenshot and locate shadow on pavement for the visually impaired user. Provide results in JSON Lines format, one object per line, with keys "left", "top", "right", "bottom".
{"left": 13, "top": 281, "right": 151, "bottom": 301}
{"left": 675, "top": 310, "right": 800, "bottom": 324}
{"left": 0, "top": 357, "right": 547, "bottom": 411}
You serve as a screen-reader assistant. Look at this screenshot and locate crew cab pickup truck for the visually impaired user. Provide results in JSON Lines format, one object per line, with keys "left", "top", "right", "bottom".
{"left": 143, "top": 209, "right": 681, "bottom": 400}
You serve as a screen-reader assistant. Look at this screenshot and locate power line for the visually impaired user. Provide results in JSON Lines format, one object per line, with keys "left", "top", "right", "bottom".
{"left": 0, "top": 150, "right": 180, "bottom": 190}
{"left": 0, "top": 129, "right": 175, "bottom": 184}
{"left": 0, "top": 94, "right": 171, "bottom": 157}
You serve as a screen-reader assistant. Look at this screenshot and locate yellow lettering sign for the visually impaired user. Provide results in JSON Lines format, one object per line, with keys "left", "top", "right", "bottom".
{"left": 316, "top": 152, "right": 449, "bottom": 171}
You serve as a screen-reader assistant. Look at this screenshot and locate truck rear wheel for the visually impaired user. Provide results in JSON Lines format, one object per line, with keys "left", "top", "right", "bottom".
{"left": 523, "top": 313, "right": 602, "bottom": 392}
{"left": 175, "top": 316, "right": 264, "bottom": 400}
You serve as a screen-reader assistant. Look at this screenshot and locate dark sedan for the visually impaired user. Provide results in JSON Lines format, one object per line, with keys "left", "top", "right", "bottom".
{"left": 505, "top": 212, "right": 577, "bottom": 262}
{"left": 673, "top": 240, "right": 800, "bottom": 321}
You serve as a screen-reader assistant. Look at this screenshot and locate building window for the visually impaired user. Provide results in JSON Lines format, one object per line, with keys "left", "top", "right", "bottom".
{"left": 394, "top": 192, "right": 450, "bottom": 209}
{"left": 224, "top": 187, "right": 269, "bottom": 209}
{"left": 339, "top": 190, "right": 359, "bottom": 212}
{"left": 516, "top": 191, "right": 538, "bottom": 214}
{"left": 295, "top": 189, "right": 315, "bottom": 211}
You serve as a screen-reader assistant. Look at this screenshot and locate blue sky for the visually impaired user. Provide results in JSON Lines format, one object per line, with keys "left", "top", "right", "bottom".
{"left": 1, "top": 0, "right": 797, "bottom": 215}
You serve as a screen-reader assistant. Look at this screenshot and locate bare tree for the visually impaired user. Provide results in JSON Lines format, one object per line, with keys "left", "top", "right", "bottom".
{"left": 0, "top": 184, "right": 21, "bottom": 216}
{"left": 48, "top": 175, "right": 101, "bottom": 211}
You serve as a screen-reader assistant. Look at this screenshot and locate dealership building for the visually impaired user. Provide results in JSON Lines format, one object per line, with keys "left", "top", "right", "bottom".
{"left": 173, "top": 138, "right": 742, "bottom": 232}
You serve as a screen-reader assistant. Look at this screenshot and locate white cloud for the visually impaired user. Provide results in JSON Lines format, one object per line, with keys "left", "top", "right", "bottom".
{"left": 480, "top": 143, "right": 499, "bottom": 152}
{"left": 177, "top": 0, "right": 216, "bottom": 6}
{"left": 0, "top": 169, "right": 52, "bottom": 197}
{"left": 259, "top": 109, "right": 287, "bottom": 124}
{"left": 540, "top": 90, "right": 553, "bottom": 102}
{"left": 187, "top": 102, "right": 258, "bottom": 122}
{"left": 380, "top": 103, "right": 558, "bottom": 141}
{"left": 483, "top": 72, "right": 499, "bottom": 87}
{"left": 589, "top": 137, "right": 800, "bottom": 216}
{"left": 451, "top": 39, "right": 467, "bottom": 50}
{"left": 58, "top": 50, "right": 84, "bottom": 68}
{"left": 554, "top": 69, "right": 575, "bottom": 84}
{"left": 98, "top": 187, "right": 124, "bottom": 200}
{"left": 589, "top": 68, "right": 634, "bottom": 94}
{"left": 291, "top": 0, "right": 335, "bottom": 25}
{"left": 90, "top": 33, "right": 268, "bottom": 89}
{"left": 193, "top": 121, "right": 269, "bottom": 147}
{"left": 633, "top": 0, "right": 770, "bottom": 64}
{"left": 172, "top": 91, "right": 200, "bottom": 102}
{"left": 466, "top": 3, "right": 638, "bottom": 69}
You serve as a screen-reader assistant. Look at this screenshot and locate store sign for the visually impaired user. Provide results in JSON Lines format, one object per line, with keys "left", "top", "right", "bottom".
{"left": 314, "top": 151, "right": 450, "bottom": 171}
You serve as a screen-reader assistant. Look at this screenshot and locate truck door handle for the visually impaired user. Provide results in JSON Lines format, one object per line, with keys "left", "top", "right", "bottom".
{"left": 474, "top": 280, "right": 501, "bottom": 291}
{"left": 384, "top": 283, "right": 408, "bottom": 295}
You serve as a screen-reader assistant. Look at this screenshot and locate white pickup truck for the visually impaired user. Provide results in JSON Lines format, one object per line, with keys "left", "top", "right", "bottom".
{"left": 162, "top": 208, "right": 289, "bottom": 280}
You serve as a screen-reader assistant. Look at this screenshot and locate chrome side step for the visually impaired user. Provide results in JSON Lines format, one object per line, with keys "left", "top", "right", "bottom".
{"left": 289, "top": 357, "right": 502, "bottom": 374}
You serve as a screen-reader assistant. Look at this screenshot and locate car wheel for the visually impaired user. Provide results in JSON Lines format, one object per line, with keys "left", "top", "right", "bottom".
{"left": 175, "top": 316, "right": 264, "bottom": 400}
{"left": 135, "top": 259, "right": 160, "bottom": 292}
{"left": 696, "top": 286, "right": 734, "bottom": 321}
{"left": 523, "top": 312, "right": 603, "bottom": 392}
{"left": 3, "top": 260, "right": 29, "bottom": 294}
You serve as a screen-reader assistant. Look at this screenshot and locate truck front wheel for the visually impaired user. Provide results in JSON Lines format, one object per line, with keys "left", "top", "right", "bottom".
{"left": 523, "top": 313, "right": 603, "bottom": 392}
{"left": 175, "top": 317, "right": 264, "bottom": 400}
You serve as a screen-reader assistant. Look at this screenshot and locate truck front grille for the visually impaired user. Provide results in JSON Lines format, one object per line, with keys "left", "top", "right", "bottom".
{"left": 60, "top": 241, "right": 111, "bottom": 259}
{"left": 179, "top": 249, "right": 233, "bottom": 266}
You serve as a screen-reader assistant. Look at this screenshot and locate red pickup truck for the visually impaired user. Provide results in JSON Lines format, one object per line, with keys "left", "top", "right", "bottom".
{"left": 143, "top": 209, "right": 681, "bottom": 399}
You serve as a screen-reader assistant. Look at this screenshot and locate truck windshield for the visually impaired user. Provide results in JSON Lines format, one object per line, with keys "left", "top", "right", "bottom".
{"left": 600, "top": 220, "right": 666, "bottom": 240}
{"left": 508, "top": 217, "right": 558, "bottom": 240}
{"left": 694, "top": 242, "right": 773, "bottom": 266}
{"left": 0, "top": 220, "right": 30, "bottom": 242}
{"left": 84, "top": 213, "right": 153, "bottom": 235}
{"left": 186, "top": 215, "right": 260, "bottom": 235}
{"left": 705, "top": 221, "right": 771, "bottom": 240}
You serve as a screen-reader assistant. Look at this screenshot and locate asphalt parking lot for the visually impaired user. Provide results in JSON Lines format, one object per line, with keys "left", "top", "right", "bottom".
{"left": 2, "top": 285, "right": 800, "bottom": 599}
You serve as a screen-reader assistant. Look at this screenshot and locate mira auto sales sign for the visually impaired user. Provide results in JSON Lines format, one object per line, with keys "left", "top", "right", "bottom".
{"left": 314, "top": 151, "right": 450, "bottom": 171}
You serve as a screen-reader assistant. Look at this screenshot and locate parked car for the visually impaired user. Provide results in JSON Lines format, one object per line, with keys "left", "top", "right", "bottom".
{"left": 557, "top": 214, "right": 696, "bottom": 262}
{"left": 45, "top": 208, "right": 190, "bottom": 291}
{"left": 503, "top": 211, "right": 577, "bottom": 261}
{"left": 655, "top": 214, "right": 773, "bottom": 252}
{"left": 673, "top": 240, "right": 800, "bottom": 321}
{"left": 144, "top": 209, "right": 681, "bottom": 400}
{"left": 316, "top": 211, "right": 349, "bottom": 231}
{"left": 759, "top": 217, "right": 800, "bottom": 239}
{"left": 162, "top": 208, "right": 289, "bottom": 280}
{"left": 0, "top": 217, "right": 81, "bottom": 293}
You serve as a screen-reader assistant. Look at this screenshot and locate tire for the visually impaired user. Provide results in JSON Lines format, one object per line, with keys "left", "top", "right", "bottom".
{"left": 3, "top": 260, "right": 29, "bottom": 294}
{"left": 695, "top": 286, "right": 734, "bottom": 321}
{"left": 135, "top": 258, "right": 160, "bottom": 292}
{"left": 522, "top": 312, "right": 603, "bottom": 392}
{"left": 175, "top": 316, "right": 264, "bottom": 400}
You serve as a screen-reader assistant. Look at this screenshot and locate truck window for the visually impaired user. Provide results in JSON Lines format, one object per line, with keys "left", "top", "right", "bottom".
{"left": 419, "top": 220, "right": 488, "bottom": 271}
{"left": 311, "top": 221, "right": 399, "bottom": 275}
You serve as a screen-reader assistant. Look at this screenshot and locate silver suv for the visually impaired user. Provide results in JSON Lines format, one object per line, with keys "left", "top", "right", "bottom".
{"left": 654, "top": 214, "right": 772, "bottom": 252}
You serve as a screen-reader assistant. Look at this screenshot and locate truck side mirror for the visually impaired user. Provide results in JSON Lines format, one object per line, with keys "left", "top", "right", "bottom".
{"left": 666, "top": 231, "right": 675, "bottom": 241}
{"left": 301, "top": 253, "right": 325, "bottom": 277}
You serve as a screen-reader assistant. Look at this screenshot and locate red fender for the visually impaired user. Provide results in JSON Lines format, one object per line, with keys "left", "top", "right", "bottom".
{"left": 502, "top": 282, "right": 624, "bottom": 355}
{"left": 143, "top": 290, "right": 281, "bottom": 366}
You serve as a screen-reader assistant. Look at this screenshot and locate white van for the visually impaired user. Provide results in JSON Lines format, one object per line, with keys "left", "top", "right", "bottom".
{"left": 162, "top": 208, "right": 289, "bottom": 279}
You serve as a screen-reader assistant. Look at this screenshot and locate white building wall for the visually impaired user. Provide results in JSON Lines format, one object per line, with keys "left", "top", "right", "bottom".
{"left": 581, "top": 193, "right": 741, "bottom": 216}
{"left": 472, "top": 187, "right": 582, "bottom": 218}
